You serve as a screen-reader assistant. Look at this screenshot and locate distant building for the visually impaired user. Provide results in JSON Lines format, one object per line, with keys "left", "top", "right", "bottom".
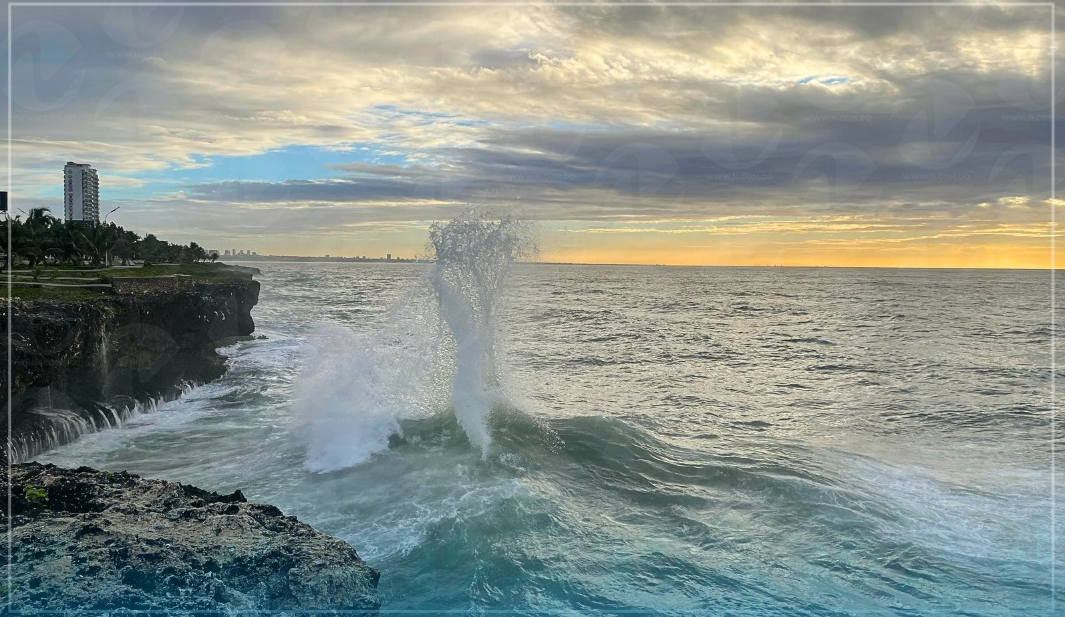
{"left": 0, "top": 191, "right": 7, "bottom": 213}
{"left": 64, "top": 162, "right": 100, "bottom": 224}
{"left": 386, "top": 253, "right": 391, "bottom": 261}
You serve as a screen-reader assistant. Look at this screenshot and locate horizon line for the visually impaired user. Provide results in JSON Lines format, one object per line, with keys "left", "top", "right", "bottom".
{"left": 222, "top": 257, "right": 1061, "bottom": 271}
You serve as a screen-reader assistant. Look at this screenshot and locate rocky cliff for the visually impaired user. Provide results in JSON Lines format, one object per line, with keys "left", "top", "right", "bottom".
{"left": 3, "top": 463, "right": 380, "bottom": 615}
{"left": 3, "top": 267, "right": 261, "bottom": 462}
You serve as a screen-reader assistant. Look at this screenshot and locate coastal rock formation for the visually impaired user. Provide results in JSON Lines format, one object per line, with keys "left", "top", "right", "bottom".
{"left": 3, "top": 463, "right": 380, "bottom": 615}
{"left": 3, "top": 267, "right": 261, "bottom": 461}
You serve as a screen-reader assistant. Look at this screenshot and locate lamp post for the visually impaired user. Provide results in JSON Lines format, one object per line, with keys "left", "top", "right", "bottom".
{"left": 103, "top": 206, "right": 120, "bottom": 224}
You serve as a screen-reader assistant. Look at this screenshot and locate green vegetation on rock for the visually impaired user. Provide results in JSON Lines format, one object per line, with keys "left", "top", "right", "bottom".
{"left": 8, "top": 285, "right": 111, "bottom": 302}
{"left": 23, "top": 485, "right": 48, "bottom": 507}
{"left": 7, "top": 252, "right": 252, "bottom": 301}
{"left": 107, "top": 263, "right": 250, "bottom": 282}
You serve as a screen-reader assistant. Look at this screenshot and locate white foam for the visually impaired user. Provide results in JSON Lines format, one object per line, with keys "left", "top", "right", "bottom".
{"left": 34, "top": 382, "right": 233, "bottom": 466}
{"left": 295, "top": 210, "right": 534, "bottom": 470}
{"left": 429, "top": 211, "right": 534, "bottom": 457}
{"left": 294, "top": 291, "right": 455, "bottom": 469}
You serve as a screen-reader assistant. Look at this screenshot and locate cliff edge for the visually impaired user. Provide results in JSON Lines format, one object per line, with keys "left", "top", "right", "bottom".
{"left": 3, "top": 463, "right": 380, "bottom": 615}
{"left": 3, "top": 264, "right": 261, "bottom": 462}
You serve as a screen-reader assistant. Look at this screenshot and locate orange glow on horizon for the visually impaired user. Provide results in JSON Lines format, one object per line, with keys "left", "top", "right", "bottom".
{"left": 212, "top": 221, "right": 1062, "bottom": 270}
{"left": 541, "top": 242, "right": 1061, "bottom": 269}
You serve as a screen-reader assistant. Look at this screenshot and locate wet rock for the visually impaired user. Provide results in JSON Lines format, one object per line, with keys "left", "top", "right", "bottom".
{"left": 1, "top": 274, "right": 260, "bottom": 462}
{"left": 2, "top": 463, "right": 379, "bottom": 615}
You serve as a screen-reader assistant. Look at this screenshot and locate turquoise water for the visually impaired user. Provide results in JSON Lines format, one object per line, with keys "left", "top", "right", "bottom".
{"left": 40, "top": 263, "right": 1063, "bottom": 615}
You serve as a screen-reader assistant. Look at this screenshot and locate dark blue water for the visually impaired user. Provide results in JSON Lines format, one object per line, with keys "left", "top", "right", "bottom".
{"left": 41, "top": 264, "right": 1064, "bottom": 615}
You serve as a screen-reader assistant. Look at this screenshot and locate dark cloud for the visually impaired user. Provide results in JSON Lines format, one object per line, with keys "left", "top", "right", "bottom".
{"left": 4, "top": 1, "right": 1060, "bottom": 254}
{"left": 185, "top": 79, "right": 1058, "bottom": 222}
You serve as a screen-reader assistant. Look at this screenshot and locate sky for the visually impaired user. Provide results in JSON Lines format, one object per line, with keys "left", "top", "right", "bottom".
{"left": 5, "top": 1, "right": 1062, "bottom": 267}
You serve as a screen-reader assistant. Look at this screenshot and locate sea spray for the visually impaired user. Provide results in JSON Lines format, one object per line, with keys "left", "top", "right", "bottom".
{"left": 428, "top": 212, "right": 535, "bottom": 457}
{"left": 37, "top": 266, "right": 1061, "bottom": 614}
{"left": 296, "top": 211, "right": 533, "bottom": 470}
{"left": 296, "top": 309, "right": 446, "bottom": 472}
{"left": 297, "top": 324, "right": 403, "bottom": 471}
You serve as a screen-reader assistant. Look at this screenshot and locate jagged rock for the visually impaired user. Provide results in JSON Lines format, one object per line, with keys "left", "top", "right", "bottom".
{"left": 2, "top": 463, "right": 380, "bottom": 615}
{"left": 1, "top": 270, "right": 260, "bottom": 462}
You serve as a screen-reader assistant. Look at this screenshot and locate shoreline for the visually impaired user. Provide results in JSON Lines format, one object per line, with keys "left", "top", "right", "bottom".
{"left": 4, "top": 263, "right": 260, "bottom": 462}
{"left": 3, "top": 462, "right": 381, "bottom": 614}
{"left": 4, "top": 263, "right": 382, "bottom": 614}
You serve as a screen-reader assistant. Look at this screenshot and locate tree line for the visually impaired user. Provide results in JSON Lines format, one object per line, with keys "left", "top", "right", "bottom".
{"left": 4, "top": 207, "right": 216, "bottom": 268}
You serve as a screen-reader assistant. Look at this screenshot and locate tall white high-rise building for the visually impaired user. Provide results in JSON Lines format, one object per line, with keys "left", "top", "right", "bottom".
{"left": 64, "top": 162, "right": 99, "bottom": 224}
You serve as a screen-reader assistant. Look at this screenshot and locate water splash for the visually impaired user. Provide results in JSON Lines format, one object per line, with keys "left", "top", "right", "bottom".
{"left": 428, "top": 211, "right": 534, "bottom": 457}
{"left": 296, "top": 303, "right": 447, "bottom": 472}
{"left": 296, "top": 210, "right": 533, "bottom": 470}
{"left": 13, "top": 387, "right": 183, "bottom": 463}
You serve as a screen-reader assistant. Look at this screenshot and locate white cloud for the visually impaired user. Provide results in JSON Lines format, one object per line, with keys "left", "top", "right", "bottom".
{"left": 4, "top": 3, "right": 1057, "bottom": 258}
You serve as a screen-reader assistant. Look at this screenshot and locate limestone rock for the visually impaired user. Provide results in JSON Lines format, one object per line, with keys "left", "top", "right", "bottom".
{"left": 3, "top": 463, "right": 380, "bottom": 615}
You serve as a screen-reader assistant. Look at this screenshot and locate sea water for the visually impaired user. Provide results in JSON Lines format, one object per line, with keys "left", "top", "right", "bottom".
{"left": 38, "top": 240, "right": 1064, "bottom": 614}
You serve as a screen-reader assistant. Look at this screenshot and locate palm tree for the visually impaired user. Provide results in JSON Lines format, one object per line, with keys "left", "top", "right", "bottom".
{"left": 112, "top": 230, "right": 139, "bottom": 265}
{"left": 103, "top": 223, "right": 120, "bottom": 266}
{"left": 0, "top": 216, "right": 17, "bottom": 270}
{"left": 137, "top": 234, "right": 165, "bottom": 263}
{"left": 188, "top": 242, "right": 207, "bottom": 263}
{"left": 77, "top": 224, "right": 118, "bottom": 267}
{"left": 15, "top": 209, "right": 57, "bottom": 267}
{"left": 25, "top": 207, "right": 56, "bottom": 231}
{"left": 54, "top": 222, "right": 85, "bottom": 266}
{"left": 3, "top": 211, "right": 215, "bottom": 271}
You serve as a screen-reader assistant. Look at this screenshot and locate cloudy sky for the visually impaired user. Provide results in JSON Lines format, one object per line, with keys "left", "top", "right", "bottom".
{"left": 6, "top": 1, "right": 1060, "bottom": 267}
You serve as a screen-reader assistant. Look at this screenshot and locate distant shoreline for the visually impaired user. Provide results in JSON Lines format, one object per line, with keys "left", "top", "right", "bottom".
{"left": 223, "top": 258, "right": 1057, "bottom": 271}
{"left": 224, "top": 255, "right": 420, "bottom": 263}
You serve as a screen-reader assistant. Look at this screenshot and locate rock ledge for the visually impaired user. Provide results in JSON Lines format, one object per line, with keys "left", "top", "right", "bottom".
{"left": 3, "top": 463, "right": 380, "bottom": 615}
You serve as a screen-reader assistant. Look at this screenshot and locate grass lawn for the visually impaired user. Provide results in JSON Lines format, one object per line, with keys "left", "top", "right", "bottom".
{"left": 8, "top": 284, "right": 112, "bottom": 302}
{"left": 7, "top": 262, "right": 249, "bottom": 300}
{"left": 98, "top": 262, "right": 245, "bottom": 282}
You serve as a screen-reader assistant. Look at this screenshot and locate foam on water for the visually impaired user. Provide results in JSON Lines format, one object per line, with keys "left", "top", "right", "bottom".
{"left": 297, "top": 323, "right": 414, "bottom": 471}
{"left": 36, "top": 264, "right": 1061, "bottom": 614}
{"left": 35, "top": 380, "right": 231, "bottom": 466}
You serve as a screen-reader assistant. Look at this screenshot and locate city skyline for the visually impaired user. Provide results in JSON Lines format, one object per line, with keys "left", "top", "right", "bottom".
{"left": 8, "top": 4, "right": 1061, "bottom": 268}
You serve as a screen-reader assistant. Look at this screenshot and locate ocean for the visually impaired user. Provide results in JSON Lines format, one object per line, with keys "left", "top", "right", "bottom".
{"left": 38, "top": 237, "right": 1064, "bottom": 615}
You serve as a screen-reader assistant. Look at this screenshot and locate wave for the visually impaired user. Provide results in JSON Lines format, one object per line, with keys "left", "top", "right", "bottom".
{"left": 339, "top": 408, "right": 1060, "bottom": 613}
{"left": 13, "top": 383, "right": 201, "bottom": 464}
